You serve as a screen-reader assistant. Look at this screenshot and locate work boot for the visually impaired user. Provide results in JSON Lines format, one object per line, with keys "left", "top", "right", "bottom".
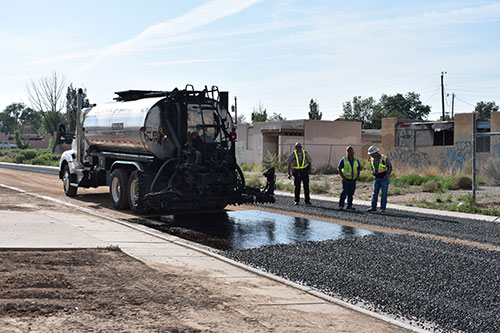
{"left": 294, "top": 201, "right": 299, "bottom": 206}
{"left": 366, "top": 207, "right": 377, "bottom": 212}
{"left": 305, "top": 201, "right": 312, "bottom": 205}
{"left": 346, "top": 207, "right": 356, "bottom": 211}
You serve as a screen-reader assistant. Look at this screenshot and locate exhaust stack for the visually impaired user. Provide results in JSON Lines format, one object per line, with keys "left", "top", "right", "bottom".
{"left": 76, "top": 88, "right": 84, "bottom": 167}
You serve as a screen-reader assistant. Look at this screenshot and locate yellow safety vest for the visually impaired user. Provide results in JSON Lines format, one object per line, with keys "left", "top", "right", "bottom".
{"left": 371, "top": 154, "right": 388, "bottom": 174}
{"left": 341, "top": 156, "right": 359, "bottom": 179}
{"left": 293, "top": 150, "right": 309, "bottom": 169}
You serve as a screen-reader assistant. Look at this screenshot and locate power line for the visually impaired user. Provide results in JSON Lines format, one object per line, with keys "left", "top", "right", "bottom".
{"left": 454, "top": 95, "right": 475, "bottom": 107}
{"left": 423, "top": 87, "right": 440, "bottom": 104}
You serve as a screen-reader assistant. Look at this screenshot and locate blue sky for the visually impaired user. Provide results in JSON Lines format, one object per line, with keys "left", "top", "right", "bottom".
{"left": 1, "top": 0, "right": 500, "bottom": 121}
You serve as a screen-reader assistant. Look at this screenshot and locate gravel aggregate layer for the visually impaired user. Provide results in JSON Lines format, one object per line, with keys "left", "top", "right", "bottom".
{"left": 254, "top": 195, "right": 500, "bottom": 246}
{"left": 225, "top": 234, "right": 500, "bottom": 333}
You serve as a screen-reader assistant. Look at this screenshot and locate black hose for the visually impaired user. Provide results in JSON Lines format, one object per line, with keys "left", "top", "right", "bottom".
{"left": 150, "top": 158, "right": 176, "bottom": 192}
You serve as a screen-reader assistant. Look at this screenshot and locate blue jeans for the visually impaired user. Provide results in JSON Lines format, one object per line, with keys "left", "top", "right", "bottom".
{"left": 339, "top": 179, "right": 356, "bottom": 208}
{"left": 371, "top": 177, "right": 389, "bottom": 210}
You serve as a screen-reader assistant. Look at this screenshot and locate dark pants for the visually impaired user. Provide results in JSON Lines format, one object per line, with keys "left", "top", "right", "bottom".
{"left": 339, "top": 179, "right": 356, "bottom": 208}
{"left": 293, "top": 169, "right": 310, "bottom": 203}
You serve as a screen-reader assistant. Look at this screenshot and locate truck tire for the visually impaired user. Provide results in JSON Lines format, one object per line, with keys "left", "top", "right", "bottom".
{"left": 128, "top": 170, "right": 149, "bottom": 214}
{"left": 110, "top": 169, "right": 130, "bottom": 210}
{"left": 62, "top": 164, "right": 77, "bottom": 197}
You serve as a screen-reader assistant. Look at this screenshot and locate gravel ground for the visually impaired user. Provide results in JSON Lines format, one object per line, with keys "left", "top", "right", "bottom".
{"left": 226, "top": 234, "right": 500, "bottom": 333}
{"left": 254, "top": 195, "right": 500, "bottom": 246}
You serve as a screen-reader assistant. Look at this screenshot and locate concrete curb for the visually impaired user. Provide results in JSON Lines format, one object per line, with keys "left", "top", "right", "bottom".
{"left": 275, "top": 190, "right": 500, "bottom": 223}
{"left": 0, "top": 162, "right": 58, "bottom": 175}
{"left": 0, "top": 182, "right": 430, "bottom": 333}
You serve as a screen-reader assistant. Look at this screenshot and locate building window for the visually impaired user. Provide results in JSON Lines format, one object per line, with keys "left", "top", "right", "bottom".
{"left": 433, "top": 130, "right": 454, "bottom": 146}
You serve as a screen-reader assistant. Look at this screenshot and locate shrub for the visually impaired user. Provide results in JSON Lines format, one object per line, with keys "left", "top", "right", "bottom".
{"left": 245, "top": 173, "right": 263, "bottom": 188}
{"left": 357, "top": 169, "right": 373, "bottom": 182}
{"left": 30, "top": 152, "right": 60, "bottom": 166}
{"left": 264, "top": 152, "right": 288, "bottom": 173}
{"left": 310, "top": 181, "right": 330, "bottom": 194}
{"left": 312, "top": 164, "right": 338, "bottom": 175}
{"left": 421, "top": 180, "right": 443, "bottom": 193}
{"left": 388, "top": 188, "right": 401, "bottom": 196}
{"left": 393, "top": 173, "right": 427, "bottom": 187}
{"left": 275, "top": 181, "right": 294, "bottom": 192}
{"left": 13, "top": 149, "right": 38, "bottom": 163}
{"left": 454, "top": 175, "right": 472, "bottom": 190}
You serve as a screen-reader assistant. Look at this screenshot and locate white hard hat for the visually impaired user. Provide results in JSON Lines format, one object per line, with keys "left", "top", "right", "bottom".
{"left": 368, "top": 145, "right": 379, "bottom": 154}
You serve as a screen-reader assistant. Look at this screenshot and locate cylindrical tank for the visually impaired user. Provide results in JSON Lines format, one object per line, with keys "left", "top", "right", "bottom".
{"left": 83, "top": 96, "right": 176, "bottom": 159}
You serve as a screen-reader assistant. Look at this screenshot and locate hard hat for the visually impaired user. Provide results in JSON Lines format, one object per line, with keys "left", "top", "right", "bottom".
{"left": 368, "top": 145, "right": 379, "bottom": 154}
{"left": 346, "top": 146, "right": 354, "bottom": 151}
{"left": 295, "top": 142, "right": 302, "bottom": 148}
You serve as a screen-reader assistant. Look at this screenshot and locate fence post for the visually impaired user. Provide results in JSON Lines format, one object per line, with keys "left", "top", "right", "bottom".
{"left": 472, "top": 112, "right": 477, "bottom": 203}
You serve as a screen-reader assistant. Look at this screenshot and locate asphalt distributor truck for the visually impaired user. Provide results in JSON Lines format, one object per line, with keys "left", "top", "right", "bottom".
{"left": 56, "top": 86, "right": 275, "bottom": 214}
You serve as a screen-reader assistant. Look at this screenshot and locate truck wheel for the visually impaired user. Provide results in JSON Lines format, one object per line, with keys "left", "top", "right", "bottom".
{"left": 62, "top": 164, "right": 77, "bottom": 197}
{"left": 110, "top": 169, "right": 130, "bottom": 210}
{"left": 128, "top": 170, "right": 148, "bottom": 214}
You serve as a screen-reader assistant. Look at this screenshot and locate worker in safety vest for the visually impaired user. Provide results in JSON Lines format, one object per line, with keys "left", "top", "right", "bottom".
{"left": 338, "top": 146, "right": 361, "bottom": 211}
{"left": 287, "top": 142, "right": 312, "bottom": 205}
{"left": 367, "top": 145, "right": 392, "bottom": 212}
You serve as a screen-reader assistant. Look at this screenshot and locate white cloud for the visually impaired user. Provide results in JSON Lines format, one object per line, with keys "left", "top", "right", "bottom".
{"left": 81, "top": 0, "right": 263, "bottom": 72}
{"left": 144, "top": 58, "right": 231, "bottom": 66}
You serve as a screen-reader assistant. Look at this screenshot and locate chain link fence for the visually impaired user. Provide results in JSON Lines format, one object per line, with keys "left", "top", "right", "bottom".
{"left": 473, "top": 121, "right": 500, "bottom": 207}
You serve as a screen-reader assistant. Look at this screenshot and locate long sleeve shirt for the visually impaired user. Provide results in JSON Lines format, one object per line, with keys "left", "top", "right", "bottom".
{"left": 371, "top": 155, "right": 392, "bottom": 178}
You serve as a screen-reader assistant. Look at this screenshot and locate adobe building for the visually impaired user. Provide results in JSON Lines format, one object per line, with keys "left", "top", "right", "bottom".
{"left": 381, "top": 112, "right": 500, "bottom": 174}
{"left": 236, "top": 120, "right": 369, "bottom": 169}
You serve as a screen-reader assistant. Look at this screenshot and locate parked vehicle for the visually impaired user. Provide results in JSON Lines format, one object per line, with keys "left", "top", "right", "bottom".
{"left": 0, "top": 141, "right": 17, "bottom": 149}
{"left": 56, "top": 86, "right": 275, "bottom": 214}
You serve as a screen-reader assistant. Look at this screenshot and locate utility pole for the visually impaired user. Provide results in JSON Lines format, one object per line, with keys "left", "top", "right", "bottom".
{"left": 451, "top": 92, "right": 455, "bottom": 119}
{"left": 441, "top": 71, "right": 447, "bottom": 120}
{"left": 234, "top": 96, "right": 238, "bottom": 125}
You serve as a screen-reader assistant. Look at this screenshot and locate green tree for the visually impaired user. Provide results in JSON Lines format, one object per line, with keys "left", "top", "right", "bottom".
{"left": 340, "top": 96, "right": 376, "bottom": 128}
{"left": 341, "top": 92, "right": 431, "bottom": 129}
{"left": 14, "top": 130, "right": 28, "bottom": 149}
{"left": 251, "top": 101, "right": 267, "bottom": 123}
{"left": 66, "top": 84, "right": 89, "bottom": 133}
{"left": 377, "top": 92, "right": 430, "bottom": 120}
{"left": 0, "top": 103, "right": 24, "bottom": 133}
{"left": 0, "top": 103, "right": 42, "bottom": 134}
{"left": 475, "top": 101, "right": 499, "bottom": 119}
{"left": 19, "top": 107, "right": 42, "bottom": 133}
{"left": 308, "top": 98, "right": 322, "bottom": 120}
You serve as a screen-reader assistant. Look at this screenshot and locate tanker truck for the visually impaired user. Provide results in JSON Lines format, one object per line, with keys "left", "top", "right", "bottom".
{"left": 56, "top": 85, "right": 275, "bottom": 214}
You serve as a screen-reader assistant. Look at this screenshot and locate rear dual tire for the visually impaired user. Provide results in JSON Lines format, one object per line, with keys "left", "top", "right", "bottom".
{"left": 110, "top": 168, "right": 148, "bottom": 214}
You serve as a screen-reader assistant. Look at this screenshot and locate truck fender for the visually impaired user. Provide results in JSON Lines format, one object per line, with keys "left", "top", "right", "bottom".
{"left": 110, "top": 161, "right": 144, "bottom": 174}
